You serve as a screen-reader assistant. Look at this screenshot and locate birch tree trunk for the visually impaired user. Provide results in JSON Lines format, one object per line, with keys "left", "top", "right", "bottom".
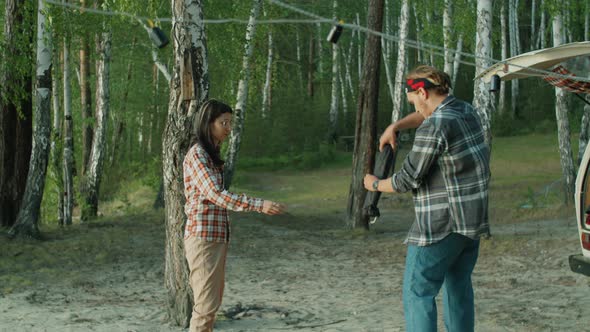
{"left": 347, "top": 0, "right": 384, "bottom": 230}
{"left": 109, "top": 36, "right": 136, "bottom": 167}
{"left": 261, "top": 30, "right": 273, "bottom": 118}
{"left": 307, "top": 31, "right": 315, "bottom": 97}
{"left": 499, "top": 0, "right": 508, "bottom": 114}
{"left": 164, "top": 0, "right": 209, "bottom": 326}
{"left": 224, "top": 0, "right": 261, "bottom": 189}
{"left": 356, "top": 13, "right": 362, "bottom": 80}
{"left": 539, "top": 0, "right": 546, "bottom": 48}
{"left": 531, "top": 0, "right": 536, "bottom": 51}
{"left": 317, "top": 23, "right": 323, "bottom": 75}
{"left": 81, "top": 26, "right": 111, "bottom": 221}
{"left": 62, "top": 36, "right": 73, "bottom": 226}
{"left": 382, "top": 0, "right": 395, "bottom": 105}
{"left": 0, "top": 0, "right": 33, "bottom": 228}
{"left": 473, "top": 0, "right": 493, "bottom": 147}
{"left": 328, "top": 0, "right": 339, "bottom": 142}
{"left": 585, "top": 1, "right": 589, "bottom": 41}
{"left": 8, "top": 0, "right": 52, "bottom": 239}
{"left": 79, "top": 0, "right": 93, "bottom": 177}
{"left": 339, "top": 57, "right": 348, "bottom": 116}
{"left": 509, "top": 0, "right": 520, "bottom": 118}
{"left": 552, "top": 12, "right": 575, "bottom": 205}
{"left": 412, "top": 3, "right": 422, "bottom": 63}
{"left": 391, "top": 0, "right": 409, "bottom": 124}
{"left": 295, "top": 28, "right": 303, "bottom": 88}
{"left": 452, "top": 34, "right": 463, "bottom": 87}
{"left": 443, "top": 0, "right": 453, "bottom": 75}
{"left": 51, "top": 44, "right": 63, "bottom": 225}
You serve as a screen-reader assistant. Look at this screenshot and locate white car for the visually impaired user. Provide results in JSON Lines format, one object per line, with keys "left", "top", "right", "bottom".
{"left": 476, "top": 41, "right": 590, "bottom": 276}
{"left": 571, "top": 144, "right": 590, "bottom": 276}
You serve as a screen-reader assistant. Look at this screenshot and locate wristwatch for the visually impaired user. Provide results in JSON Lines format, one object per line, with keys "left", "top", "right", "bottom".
{"left": 372, "top": 180, "right": 379, "bottom": 191}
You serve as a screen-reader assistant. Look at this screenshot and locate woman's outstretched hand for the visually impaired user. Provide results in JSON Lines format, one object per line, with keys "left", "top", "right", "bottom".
{"left": 262, "top": 200, "right": 287, "bottom": 215}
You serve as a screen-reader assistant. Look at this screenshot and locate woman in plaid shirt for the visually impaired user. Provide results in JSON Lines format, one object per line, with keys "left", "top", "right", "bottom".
{"left": 183, "top": 99, "right": 286, "bottom": 332}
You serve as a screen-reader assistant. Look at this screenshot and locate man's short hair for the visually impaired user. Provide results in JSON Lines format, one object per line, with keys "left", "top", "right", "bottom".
{"left": 406, "top": 65, "right": 452, "bottom": 95}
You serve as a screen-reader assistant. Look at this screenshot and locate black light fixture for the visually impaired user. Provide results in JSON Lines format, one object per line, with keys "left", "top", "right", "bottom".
{"left": 327, "top": 20, "right": 344, "bottom": 44}
{"left": 147, "top": 19, "right": 169, "bottom": 49}
{"left": 489, "top": 74, "right": 501, "bottom": 92}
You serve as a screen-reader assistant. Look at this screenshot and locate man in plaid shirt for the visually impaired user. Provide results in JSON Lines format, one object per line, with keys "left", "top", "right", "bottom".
{"left": 364, "top": 65, "right": 490, "bottom": 332}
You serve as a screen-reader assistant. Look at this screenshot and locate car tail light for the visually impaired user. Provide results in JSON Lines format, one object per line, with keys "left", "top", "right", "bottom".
{"left": 586, "top": 214, "right": 590, "bottom": 227}
{"left": 583, "top": 233, "right": 590, "bottom": 250}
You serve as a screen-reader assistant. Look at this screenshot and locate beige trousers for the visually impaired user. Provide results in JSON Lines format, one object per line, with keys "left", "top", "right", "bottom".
{"left": 184, "top": 236, "right": 229, "bottom": 332}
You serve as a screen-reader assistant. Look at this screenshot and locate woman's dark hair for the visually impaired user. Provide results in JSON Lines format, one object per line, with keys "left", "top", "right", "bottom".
{"left": 195, "top": 99, "right": 233, "bottom": 167}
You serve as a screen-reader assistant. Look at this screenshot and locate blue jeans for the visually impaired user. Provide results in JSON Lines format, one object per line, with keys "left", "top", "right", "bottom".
{"left": 403, "top": 233, "right": 480, "bottom": 332}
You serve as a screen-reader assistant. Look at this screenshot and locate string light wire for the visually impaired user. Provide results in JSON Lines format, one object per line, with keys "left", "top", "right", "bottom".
{"left": 43, "top": 0, "right": 590, "bottom": 83}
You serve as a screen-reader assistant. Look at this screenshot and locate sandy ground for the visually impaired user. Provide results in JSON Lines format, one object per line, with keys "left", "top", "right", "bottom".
{"left": 1, "top": 203, "right": 589, "bottom": 332}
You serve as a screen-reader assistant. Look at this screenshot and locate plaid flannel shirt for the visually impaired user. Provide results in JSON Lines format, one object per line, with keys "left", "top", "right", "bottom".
{"left": 183, "top": 143, "right": 264, "bottom": 242}
{"left": 392, "top": 96, "right": 491, "bottom": 246}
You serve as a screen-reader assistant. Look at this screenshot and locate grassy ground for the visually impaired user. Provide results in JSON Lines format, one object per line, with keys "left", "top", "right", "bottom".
{"left": 0, "top": 133, "right": 577, "bottom": 295}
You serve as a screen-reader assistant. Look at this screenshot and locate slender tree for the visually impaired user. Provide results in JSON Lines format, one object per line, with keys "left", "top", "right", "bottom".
{"left": 499, "top": 0, "right": 508, "bottom": 113}
{"left": 261, "top": 15, "right": 273, "bottom": 119}
{"left": 473, "top": 0, "right": 494, "bottom": 147}
{"left": 163, "top": 0, "right": 209, "bottom": 326}
{"left": 50, "top": 43, "right": 63, "bottom": 225}
{"left": 328, "top": 0, "right": 340, "bottom": 142}
{"left": 8, "top": 0, "right": 52, "bottom": 239}
{"left": 225, "top": 0, "right": 262, "bottom": 189}
{"left": 79, "top": 0, "right": 93, "bottom": 177}
{"left": 0, "top": 0, "right": 33, "bottom": 228}
{"left": 443, "top": 0, "right": 454, "bottom": 75}
{"left": 347, "top": 0, "right": 384, "bottom": 229}
{"left": 391, "top": 0, "right": 409, "bottom": 124}
{"left": 509, "top": 0, "right": 520, "bottom": 117}
{"left": 80, "top": 4, "right": 112, "bottom": 221}
{"left": 62, "top": 35, "right": 74, "bottom": 226}
{"left": 552, "top": 11, "right": 575, "bottom": 205}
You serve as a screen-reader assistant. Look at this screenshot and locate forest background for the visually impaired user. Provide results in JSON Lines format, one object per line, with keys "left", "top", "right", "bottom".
{"left": 1, "top": 0, "right": 590, "bottom": 330}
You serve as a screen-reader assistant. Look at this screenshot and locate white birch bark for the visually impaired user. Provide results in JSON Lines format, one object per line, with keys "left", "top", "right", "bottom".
{"left": 51, "top": 42, "right": 62, "bottom": 225}
{"left": 356, "top": 13, "right": 362, "bottom": 80}
{"left": 317, "top": 23, "right": 323, "bottom": 75}
{"left": 261, "top": 30, "right": 273, "bottom": 118}
{"left": 339, "top": 55, "right": 348, "bottom": 116}
{"left": 329, "top": 0, "right": 339, "bottom": 140}
{"left": 552, "top": 12, "right": 575, "bottom": 205}
{"left": 443, "top": 0, "right": 453, "bottom": 76}
{"left": 531, "top": 0, "right": 536, "bottom": 51}
{"left": 586, "top": 1, "right": 589, "bottom": 41}
{"left": 163, "top": 0, "right": 210, "bottom": 326}
{"left": 62, "top": 37, "right": 73, "bottom": 226}
{"left": 412, "top": 3, "right": 422, "bottom": 63}
{"left": 382, "top": 0, "right": 395, "bottom": 104}
{"left": 473, "top": 0, "right": 493, "bottom": 147}
{"left": 9, "top": 0, "right": 52, "bottom": 238}
{"left": 452, "top": 34, "right": 463, "bottom": 87}
{"left": 509, "top": 0, "right": 520, "bottom": 118}
{"left": 344, "top": 43, "right": 355, "bottom": 98}
{"left": 225, "top": 0, "right": 261, "bottom": 188}
{"left": 296, "top": 28, "right": 303, "bottom": 87}
{"left": 499, "top": 0, "right": 507, "bottom": 113}
{"left": 391, "top": 0, "right": 409, "bottom": 124}
{"left": 81, "top": 28, "right": 111, "bottom": 221}
{"left": 540, "top": 0, "right": 546, "bottom": 48}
